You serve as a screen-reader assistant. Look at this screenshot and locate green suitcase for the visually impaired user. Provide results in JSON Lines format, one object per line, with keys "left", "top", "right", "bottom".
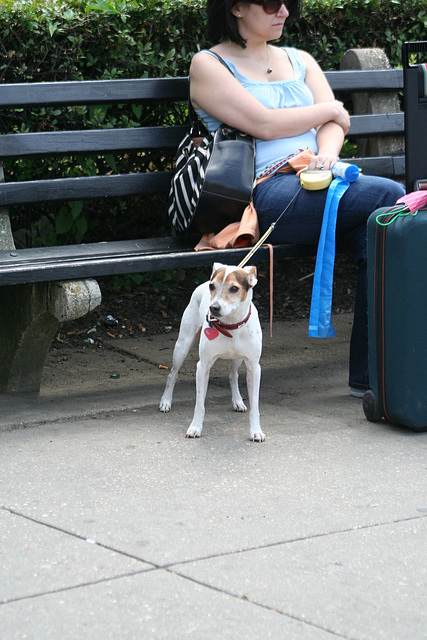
{"left": 363, "top": 206, "right": 427, "bottom": 431}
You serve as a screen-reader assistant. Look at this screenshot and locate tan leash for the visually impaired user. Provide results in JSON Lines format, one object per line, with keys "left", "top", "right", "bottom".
{"left": 237, "top": 187, "right": 303, "bottom": 336}
{"left": 237, "top": 185, "right": 302, "bottom": 269}
{"left": 237, "top": 223, "right": 276, "bottom": 269}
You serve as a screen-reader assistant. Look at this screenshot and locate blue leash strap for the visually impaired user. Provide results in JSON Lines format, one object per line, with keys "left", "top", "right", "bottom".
{"left": 308, "top": 177, "right": 351, "bottom": 338}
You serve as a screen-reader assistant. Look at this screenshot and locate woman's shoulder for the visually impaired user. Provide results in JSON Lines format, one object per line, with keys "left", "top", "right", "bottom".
{"left": 190, "top": 48, "right": 237, "bottom": 77}
{"left": 281, "top": 47, "right": 314, "bottom": 63}
{"left": 191, "top": 49, "right": 222, "bottom": 70}
{"left": 282, "top": 47, "right": 321, "bottom": 78}
{"left": 190, "top": 49, "right": 217, "bottom": 77}
{"left": 286, "top": 47, "right": 319, "bottom": 68}
{"left": 191, "top": 49, "right": 213, "bottom": 64}
{"left": 192, "top": 47, "right": 227, "bottom": 62}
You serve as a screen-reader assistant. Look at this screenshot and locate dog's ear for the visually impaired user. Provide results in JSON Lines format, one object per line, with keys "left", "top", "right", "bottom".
{"left": 243, "top": 266, "right": 257, "bottom": 288}
{"left": 211, "top": 262, "right": 225, "bottom": 277}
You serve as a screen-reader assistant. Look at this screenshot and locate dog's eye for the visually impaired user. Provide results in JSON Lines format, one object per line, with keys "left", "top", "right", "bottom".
{"left": 209, "top": 283, "right": 215, "bottom": 291}
{"left": 229, "top": 286, "right": 239, "bottom": 294}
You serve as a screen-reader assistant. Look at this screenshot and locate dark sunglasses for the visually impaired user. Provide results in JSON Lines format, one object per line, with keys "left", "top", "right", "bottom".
{"left": 247, "top": 0, "right": 288, "bottom": 14}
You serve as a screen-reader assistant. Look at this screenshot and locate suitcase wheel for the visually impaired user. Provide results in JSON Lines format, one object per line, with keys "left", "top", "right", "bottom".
{"left": 363, "top": 390, "right": 383, "bottom": 422}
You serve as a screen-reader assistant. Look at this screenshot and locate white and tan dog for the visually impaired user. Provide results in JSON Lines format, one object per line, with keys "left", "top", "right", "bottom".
{"left": 159, "top": 263, "right": 264, "bottom": 442}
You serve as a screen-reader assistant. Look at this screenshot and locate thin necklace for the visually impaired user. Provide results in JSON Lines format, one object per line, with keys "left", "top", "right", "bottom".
{"left": 234, "top": 44, "right": 273, "bottom": 74}
{"left": 266, "top": 46, "right": 273, "bottom": 74}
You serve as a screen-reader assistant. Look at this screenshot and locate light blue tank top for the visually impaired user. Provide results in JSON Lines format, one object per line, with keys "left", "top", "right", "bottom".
{"left": 194, "top": 47, "right": 318, "bottom": 178}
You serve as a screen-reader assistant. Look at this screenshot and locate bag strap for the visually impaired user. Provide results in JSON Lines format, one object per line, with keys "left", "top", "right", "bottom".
{"left": 188, "top": 51, "right": 235, "bottom": 134}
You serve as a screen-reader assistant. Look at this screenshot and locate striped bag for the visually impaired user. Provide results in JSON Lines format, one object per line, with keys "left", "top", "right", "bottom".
{"left": 167, "top": 123, "right": 255, "bottom": 234}
{"left": 167, "top": 51, "right": 255, "bottom": 234}
{"left": 167, "top": 125, "right": 214, "bottom": 234}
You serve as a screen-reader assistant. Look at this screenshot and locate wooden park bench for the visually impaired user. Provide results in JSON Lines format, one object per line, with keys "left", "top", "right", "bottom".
{"left": 0, "top": 53, "right": 405, "bottom": 393}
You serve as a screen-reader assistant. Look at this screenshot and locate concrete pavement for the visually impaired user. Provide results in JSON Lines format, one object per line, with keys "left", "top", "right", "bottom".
{"left": 1, "top": 313, "right": 426, "bottom": 639}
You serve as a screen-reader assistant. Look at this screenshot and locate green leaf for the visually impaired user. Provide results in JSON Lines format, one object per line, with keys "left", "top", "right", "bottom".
{"left": 131, "top": 103, "right": 142, "bottom": 120}
{"left": 86, "top": 0, "right": 121, "bottom": 15}
{"left": 69, "top": 200, "right": 83, "bottom": 220}
{"left": 74, "top": 216, "right": 88, "bottom": 243}
{"left": 55, "top": 207, "right": 73, "bottom": 235}
{"left": 104, "top": 154, "right": 117, "bottom": 172}
{"left": 48, "top": 21, "right": 60, "bottom": 37}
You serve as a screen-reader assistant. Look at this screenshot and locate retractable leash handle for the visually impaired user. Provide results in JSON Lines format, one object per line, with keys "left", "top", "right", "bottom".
{"left": 238, "top": 162, "right": 361, "bottom": 269}
{"left": 237, "top": 162, "right": 360, "bottom": 338}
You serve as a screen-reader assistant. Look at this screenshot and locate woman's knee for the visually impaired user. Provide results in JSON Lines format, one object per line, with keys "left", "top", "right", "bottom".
{"left": 380, "top": 178, "right": 405, "bottom": 203}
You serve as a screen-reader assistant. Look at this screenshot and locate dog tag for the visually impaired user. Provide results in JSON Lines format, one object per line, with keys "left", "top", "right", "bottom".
{"left": 204, "top": 326, "right": 219, "bottom": 340}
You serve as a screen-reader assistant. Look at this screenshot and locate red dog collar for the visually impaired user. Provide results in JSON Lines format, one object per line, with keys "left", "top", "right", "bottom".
{"left": 205, "top": 307, "right": 252, "bottom": 340}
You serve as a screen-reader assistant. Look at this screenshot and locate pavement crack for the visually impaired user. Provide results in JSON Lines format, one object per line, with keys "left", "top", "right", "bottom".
{"left": 2, "top": 505, "right": 161, "bottom": 568}
{"left": 161, "top": 512, "right": 427, "bottom": 570}
{"left": 0, "top": 568, "right": 157, "bottom": 606}
{"left": 1, "top": 505, "right": 161, "bottom": 606}
{"left": 3, "top": 504, "right": 425, "bottom": 631}
{"left": 165, "top": 568, "right": 357, "bottom": 640}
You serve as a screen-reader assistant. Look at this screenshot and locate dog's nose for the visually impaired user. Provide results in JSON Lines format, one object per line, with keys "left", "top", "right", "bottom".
{"left": 210, "top": 303, "right": 221, "bottom": 317}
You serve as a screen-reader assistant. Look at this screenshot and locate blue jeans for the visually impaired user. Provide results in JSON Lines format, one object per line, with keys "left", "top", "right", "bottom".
{"left": 253, "top": 173, "right": 406, "bottom": 390}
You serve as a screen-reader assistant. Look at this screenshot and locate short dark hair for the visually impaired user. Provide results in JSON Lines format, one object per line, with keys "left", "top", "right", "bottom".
{"left": 207, "top": 0, "right": 301, "bottom": 49}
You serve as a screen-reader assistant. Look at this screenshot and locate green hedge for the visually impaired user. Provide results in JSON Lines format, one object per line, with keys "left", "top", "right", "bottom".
{"left": 297, "top": 0, "right": 426, "bottom": 69}
{"left": 0, "top": 0, "right": 206, "bottom": 83}
{"left": 1, "top": 0, "right": 426, "bottom": 81}
{"left": 0, "top": 0, "right": 425, "bottom": 247}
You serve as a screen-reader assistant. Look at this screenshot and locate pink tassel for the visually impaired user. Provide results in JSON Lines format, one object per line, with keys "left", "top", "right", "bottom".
{"left": 396, "top": 191, "right": 427, "bottom": 214}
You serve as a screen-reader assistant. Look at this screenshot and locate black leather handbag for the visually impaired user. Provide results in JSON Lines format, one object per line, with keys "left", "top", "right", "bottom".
{"left": 167, "top": 54, "right": 256, "bottom": 235}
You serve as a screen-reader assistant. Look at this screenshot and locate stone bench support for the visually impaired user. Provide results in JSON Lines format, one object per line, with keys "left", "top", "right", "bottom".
{"left": 340, "top": 48, "right": 404, "bottom": 158}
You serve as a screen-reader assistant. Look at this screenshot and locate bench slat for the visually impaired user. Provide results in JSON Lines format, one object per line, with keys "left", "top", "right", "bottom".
{"left": 0, "top": 238, "right": 315, "bottom": 285}
{"left": 0, "top": 125, "right": 188, "bottom": 159}
{"left": 0, "top": 154, "right": 405, "bottom": 207}
{"left": 352, "top": 155, "right": 405, "bottom": 177}
{"left": 0, "top": 172, "right": 173, "bottom": 206}
{"left": 0, "top": 70, "right": 403, "bottom": 110}
{"left": 348, "top": 112, "right": 404, "bottom": 136}
{"left": 326, "top": 68, "right": 403, "bottom": 91}
{"left": 0, "top": 115, "right": 403, "bottom": 161}
{"left": 0, "top": 78, "right": 190, "bottom": 108}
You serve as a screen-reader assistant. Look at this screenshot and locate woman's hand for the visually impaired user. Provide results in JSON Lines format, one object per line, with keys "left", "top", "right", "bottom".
{"left": 307, "top": 153, "right": 338, "bottom": 171}
{"left": 329, "top": 100, "right": 351, "bottom": 135}
{"left": 295, "top": 152, "right": 338, "bottom": 177}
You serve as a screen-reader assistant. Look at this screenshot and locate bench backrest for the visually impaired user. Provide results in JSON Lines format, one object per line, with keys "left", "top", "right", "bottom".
{"left": 0, "top": 69, "right": 404, "bottom": 209}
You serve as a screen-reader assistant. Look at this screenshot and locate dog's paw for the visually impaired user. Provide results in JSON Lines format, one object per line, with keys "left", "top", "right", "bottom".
{"left": 159, "top": 398, "right": 172, "bottom": 412}
{"left": 232, "top": 398, "right": 247, "bottom": 412}
{"left": 250, "top": 431, "right": 265, "bottom": 442}
{"left": 186, "top": 425, "right": 202, "bottom": 438}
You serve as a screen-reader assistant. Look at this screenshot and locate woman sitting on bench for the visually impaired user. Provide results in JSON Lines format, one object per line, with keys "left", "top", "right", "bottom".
{"left": 189, "top": 0, "right": 405, "bottom": 397}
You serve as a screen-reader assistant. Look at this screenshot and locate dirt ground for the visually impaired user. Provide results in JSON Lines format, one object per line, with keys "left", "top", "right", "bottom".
{"left": 50, "top": 254, "right": 356, "bottom": 349}
{"left": 47, "top": 253, "right": 357, "bottom": 357}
